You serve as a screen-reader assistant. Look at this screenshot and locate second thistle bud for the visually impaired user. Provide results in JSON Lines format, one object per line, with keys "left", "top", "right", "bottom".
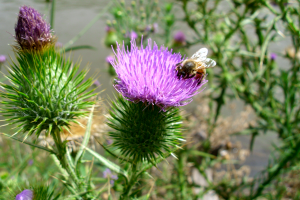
{"left": 1, "top": 6, "right": 95, "bottom": 139}
{"left": 14, "top": 5, "right": 55, "bottom": 51}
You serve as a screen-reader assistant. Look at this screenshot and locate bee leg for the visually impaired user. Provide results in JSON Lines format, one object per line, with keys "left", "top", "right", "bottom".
{"left": 197, "top": 74, "right": 204, "bottom": 85}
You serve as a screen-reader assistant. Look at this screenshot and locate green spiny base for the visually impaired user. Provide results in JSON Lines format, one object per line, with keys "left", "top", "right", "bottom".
{"left": 0, "top": 46, "right": 95, "bottom": 138}
{"left": 108, "top": 96, "right": 182, "bottom": 163}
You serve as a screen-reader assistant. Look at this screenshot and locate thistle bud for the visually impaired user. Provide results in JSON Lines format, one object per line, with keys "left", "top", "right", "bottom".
{"left": 1, "top": 6, "right": 95, "bottom": 139}
{"left": 16, "top": 189, "right": 33, "bottom": 200}
{"left": 14, "top": 6, "right": 55, "bottom": 51}
{"left": 0, "top": 55, "right": 6, "bottom": 64}
{"left": 173, "top": 31, "right": 186, "bottom": 45}
{"left": 270, "top": 53, "right": 277, "bottom": 61}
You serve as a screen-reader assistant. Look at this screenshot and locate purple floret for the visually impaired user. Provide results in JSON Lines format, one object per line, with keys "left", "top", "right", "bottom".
{"left": 0, "top": 55, "right": 6, "bottom": 63}
{"left": 111, "top": 39, "right": 207, "bottom": 110}
{"left": 270, "top": 53, "right": 277, "bottom": 61}
{"left": 125, "top": 31, "right": 138, "bottom": 40}
{"left": 15, "top": 5, "right": 54, "bottom": 51}
{"left": 15, "top": 189, "right": 33, "bottom": 200}
{"left": 106, "top": 55, "right": 114, "bottom": 64}
{"left": 173, "top": 31, "right": 186, "bottom": 43}
{"left": 103, "top": 168, "right": 118, "bottom": 186}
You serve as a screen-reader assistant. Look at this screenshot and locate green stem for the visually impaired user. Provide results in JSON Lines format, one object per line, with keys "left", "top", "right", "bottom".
{"left": 62, "top": 2, "right": 112, "bottom": 51}
{"left": 50, "top": 0, "right": 56, "bottom": 28}
{"left": 52, "top": 127, "right": 82, "bottom": 192}
{"left": 250, "top": 138, "right": 300, "bottom": 199}
{"left": 178, "top": 151, "right": 187, "bottom": 199}
{"left": 121, "top": 163, "right": 139, "bottom": 199}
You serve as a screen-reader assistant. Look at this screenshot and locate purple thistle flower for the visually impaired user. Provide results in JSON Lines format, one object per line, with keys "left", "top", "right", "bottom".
{"left": 111, "top": 39, "right": 207, "bottom": 110}
{"left": 103, "top": 168, "right": 112, "bottom": 178}
{"left": 103, "top": 168, "right": 118, "bottom": 186}
{"left": 270, "top": 53, "right": 277, "bottom": 61}
{"left": 28, "top": 159, "right": 33, "bottom": 166}
{"left": 15, "top": 5, "right": 54, "bottom": 51}
{"left": 0, "top": 55, "right": 6, "bottom": 64}
{"left": 93, "top": 80, "right": 101, "bottom": 87}
{"left": 106, "top": 139, "right": 113, "bottom": 145}
{"left": 173, "top": 31, "right": 186, "bottom": 44}
{"left": 125, "top": 31, "right": 138, "bottom": 40}
{"left": 15, "top": 189, "right": 33, "bottom": 200}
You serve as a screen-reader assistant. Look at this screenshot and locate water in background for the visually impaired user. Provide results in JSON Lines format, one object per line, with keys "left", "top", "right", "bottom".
{"left": 0, "top": 0, "right": 281, "bottom": 177}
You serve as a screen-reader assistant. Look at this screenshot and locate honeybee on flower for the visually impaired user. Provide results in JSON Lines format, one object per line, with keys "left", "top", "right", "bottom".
{"left": 175, "top": 48, "right": 216, "bottom": 85}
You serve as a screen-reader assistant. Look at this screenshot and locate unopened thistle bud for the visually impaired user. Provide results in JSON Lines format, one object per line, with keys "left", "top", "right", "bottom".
{"left": 16, "top": 189, "right": 33, "bottom": 200}
{"left": 14, "top": 5, "right": 55, "bottom": 51}
{"left": 1, "top": 6, "right": 95, "bottom": 139}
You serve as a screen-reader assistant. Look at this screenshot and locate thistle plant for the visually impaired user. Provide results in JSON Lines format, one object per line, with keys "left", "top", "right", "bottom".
{"left": 2, "top": 0, "right": 300, "bottom": 199}
{"left": 0, "top": 5, "right": 95, "bottom": 198}
{"left": 106, "top": 39, "right": 212, "bottom": 198}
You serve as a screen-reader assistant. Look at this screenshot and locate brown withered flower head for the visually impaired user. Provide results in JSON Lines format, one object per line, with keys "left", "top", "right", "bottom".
{"left": 14, "top": 5, "right": 55, "bottom": 51}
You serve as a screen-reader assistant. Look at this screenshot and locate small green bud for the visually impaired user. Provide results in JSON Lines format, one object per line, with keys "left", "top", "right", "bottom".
{"left": 164, "top": 3, "right": 173, "bottom": 13}
{"left": 223, "top": 72, "right": 233, "bottom": 82}
{"left": 165, "top": 14, "right": 175, "bottom": 27}
{"left": 213, "top": 32, "right": 225, "bottom": 46}
{"left": 108, "top": 97, "right": 182, "bottom": 163}
{"left": 104, "top": 32, "right": 120, "bottom": 48}
{"left": 117, "top": 11, "right": 123, "bottom": 17}
{"left": 141, "top": 12, "right": 146, "bottom": 19}
{"left": 236, "top": 85, "right": 245, "bottom": 93}
{"left": 131, "top": 1, "right": 136, "bottom": 7}
{"left": 106, "top": 20, "right": 112, "bottom": 26}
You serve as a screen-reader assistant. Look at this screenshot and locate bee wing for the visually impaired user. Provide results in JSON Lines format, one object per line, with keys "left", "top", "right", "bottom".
{"left": 197, "top": 58, "right": 216, "bottom": 69}
{"left": 191, "top": 48, "right": 208, "bottom": 62}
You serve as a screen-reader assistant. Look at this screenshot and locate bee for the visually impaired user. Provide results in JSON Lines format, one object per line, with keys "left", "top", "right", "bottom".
{"left": 175, "top": 48, "right": 216, "bottom": 84}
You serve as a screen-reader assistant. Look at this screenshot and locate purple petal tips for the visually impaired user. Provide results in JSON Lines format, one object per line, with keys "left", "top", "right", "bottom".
{"left": 15, "top": 189, "right": 33, "bottom": 200}
{"left": 15, "top": 5, "right": 54, "bottom": 51}
{"left": 111, "top": 39, "right": 208, "bottom": 110}
{"left": 106, "top": 55, "right": 114, "bottom": 64}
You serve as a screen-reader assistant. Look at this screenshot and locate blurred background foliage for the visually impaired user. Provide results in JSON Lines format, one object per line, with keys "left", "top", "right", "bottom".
{"left": 0, "top": 0, "right": 300, "bottom": 199}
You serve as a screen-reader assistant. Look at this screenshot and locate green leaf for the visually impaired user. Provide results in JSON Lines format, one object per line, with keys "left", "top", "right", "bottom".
{"left": 84, "top": 144, "right": 128, "bottom": 177}
{"left": 1, "top": 133, "right": 56, "bottom": 154}
{"left": 189, "top": 150, "right": 216, "bottom": 159}
{"left": 63, "top": 45, "right": 97, "bottom": 52}
{"left": 75, "top": 105, "right": 95, "bottom": 168}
